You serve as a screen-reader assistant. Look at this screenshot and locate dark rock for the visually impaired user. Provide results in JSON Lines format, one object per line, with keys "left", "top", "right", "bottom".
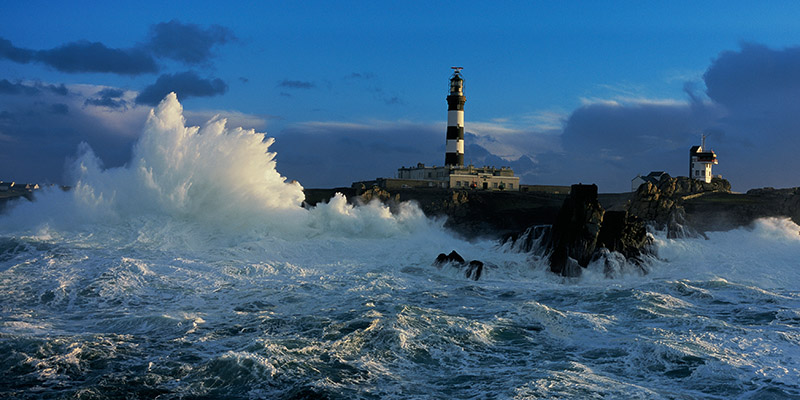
{"left": 434, "top": 250, "right": 465, "bottom": 267}
{"left": 596, "top": 211, "right": 651, "bottom": 260}
{"left": 465, "top": 260, "right": 483, "bottom": 281}
{"left": 548, "top": 184, "right": 605, "bottom": 276}
{"left": 503, "top": 184, "right": 654, "bottom": 277}
{"left": 433, "top": 251, "right": 484, "bottom": 281}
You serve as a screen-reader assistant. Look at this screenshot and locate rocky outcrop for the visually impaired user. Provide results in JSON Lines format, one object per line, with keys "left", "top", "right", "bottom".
{"left": 548, "top": 184, "right": 605, "bottom": 276}
{"left": 358, "top": 186, "right": 400, "bottom": 205}
{"left": 537, "top": 184, "right": 652, "bottom": 277}
{"left": 627, "top": 174, "right": 731, "bottom": 236}
{"left": 433, "top": 250, "right": 484, "bottom": 281}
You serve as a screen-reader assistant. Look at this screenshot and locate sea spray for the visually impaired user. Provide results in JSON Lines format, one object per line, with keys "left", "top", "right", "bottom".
{"left": 0, "top": 93, "right": 439, "bottom": 243}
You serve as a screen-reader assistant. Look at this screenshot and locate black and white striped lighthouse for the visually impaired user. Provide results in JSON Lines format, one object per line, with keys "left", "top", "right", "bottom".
{"left": 445, "top": 67, "right": 466, "bottom": 167}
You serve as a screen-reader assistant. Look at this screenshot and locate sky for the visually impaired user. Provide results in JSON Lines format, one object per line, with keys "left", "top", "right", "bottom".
{"left": 2, "top": 1, "right": 800, "bottom": 192}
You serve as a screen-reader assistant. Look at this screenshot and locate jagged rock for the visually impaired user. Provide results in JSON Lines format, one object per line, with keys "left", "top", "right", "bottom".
{"left": 535, "top": 184, "right": 653, "bottom": 277}
{"left": 359, "top": 186, "right": 399, "bottom": 204}
{"left": 627, "top": 174, "right": 731, "bottom": 235}
{"left": 465, "top": 260, "right": 483, "bottom": 281}
{"left": 596, "top": 211, "right": 651, "bottom": 260}
{"left": 548, "top": 184, "right": 605, "bottom": 276}
{"left": 434, "top": 250, "right": 465, "bottom": 266}
{"left": 433, "top": 251, "right": 484, "bottom": 281}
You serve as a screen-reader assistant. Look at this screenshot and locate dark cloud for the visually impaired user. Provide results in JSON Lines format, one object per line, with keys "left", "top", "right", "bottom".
{"left": 277, "top": 79, "right": 315, "bottom": 89}
{"left": 49, "top": 103, "right": 69, "bottom": 115}
{"left": 145, "top": 20, "right": 235, "bottom": 64}
{"left": 271, "top": 122, "right": 443, "bottom": 188}
{"left": 135, "top": 71, "right": 227, "bottom": 106}
{"left": 35, "top": 41, "right": 158, "bottom": 75}
{"left": 0, "top": 79, "right": 40, "bottom": 95}
{"left": 84, "top": 87, "right": 128, "bottom": 109}
{"left": 517, "top": 43, "right": 800, "bottom": 192}
{"left": 705, "top": 43, "right": 800, "bottom": 115}
{"left": 0, "top": 20, "right": 236, "bottom": 76}
{"left": 0, "top": 38, "right": 34, "bottom": 63}
{"left": 0, "top": 85, "right": 146, "bottom": 184}
{"left": 0, "top": 80, "right": 68, "bottom": 96}
{"left": 47, "top": 83, "right": 68, "bottom": 96}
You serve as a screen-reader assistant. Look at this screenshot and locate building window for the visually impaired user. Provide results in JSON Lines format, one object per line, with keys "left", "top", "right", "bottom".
{"left": 456, "top": 181, "right": 462, "bottom": 187}
{"left": 509, "top": 183, "right": 513, "bottom": 189}
{"left": 493, "top": 182, "right": 498, "bottom": 188}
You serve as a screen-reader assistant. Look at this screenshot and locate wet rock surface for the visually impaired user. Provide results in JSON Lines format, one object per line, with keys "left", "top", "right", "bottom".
{"left": 545, "top": 184, "right": 652, "bottom": 277}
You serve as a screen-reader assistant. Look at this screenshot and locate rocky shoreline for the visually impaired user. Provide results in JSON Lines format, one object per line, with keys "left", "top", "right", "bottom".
{"left": 306, "top": 175, "right": 800, "bottom": 277}
{"left": 4, "top": 178, "right": 798, "bottom": 277}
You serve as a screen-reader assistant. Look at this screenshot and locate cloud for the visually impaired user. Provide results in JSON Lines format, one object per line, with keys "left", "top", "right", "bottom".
{"left": 277, "top": 79, "right": 315, "bottom": 89}
{"left": 35, "top": 41, "right": 159, "bottom": 75}
{"left": 271, "top": 121, "right": 443, "bottom": 187}
{"left": 84, "top": 87, "right": 128, "bottom": 109}
{"left": 0, "top": 38, "right": 34, "bottom": 63}
{"left": 0, "top": 20, "right": 236, "bottom": 76}
{"left": 135, "top": 71, "right": 227, "bottom": 105}
{"left": 704, "top": 43, "right": 800, "bottom": 115}
{"left": 0, "top": 79, "right": 40, "bottom": 95}
{"left": 145, "top": 20, "right": 235, "bottom": 64}
{"left": 0, "top": 83, "right": 149, "bottom": 183}
{"left": 0, "top": 37, "right": 158, "bottom": 75}
{"left": 345, "top": 72, "right": 375, "bottom": 80}
{"left": 510, "top": 43, "right": 800, "bottom": 192}
{"left": 0, "top": 79, "right": 69, "bottom": 96}
{"left": 49, "top": 103, "right": 69, "bottom": 115}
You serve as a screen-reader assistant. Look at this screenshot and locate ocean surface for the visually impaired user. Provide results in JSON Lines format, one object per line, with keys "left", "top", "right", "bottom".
{"left": 1, "top": 94, "right": 799, "bottom": 399}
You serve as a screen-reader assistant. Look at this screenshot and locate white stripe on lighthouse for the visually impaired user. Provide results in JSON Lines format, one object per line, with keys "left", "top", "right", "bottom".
{"left": 447, "top": 110, "right": 464, "bottom": 127}
{"left": 446, "top": 139, "right": 464, "bottom": 153}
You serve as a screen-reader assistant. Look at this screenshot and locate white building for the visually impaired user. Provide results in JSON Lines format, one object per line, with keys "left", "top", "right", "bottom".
{"left": 396, "top": 163, "right": 519, "bottom": 191}
{"left": 689, "top": 135, "right": 718, "bottom": 183}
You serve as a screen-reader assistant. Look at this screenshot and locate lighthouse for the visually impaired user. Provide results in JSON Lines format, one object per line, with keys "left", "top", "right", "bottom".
{"left": 445, "top": 67, "right": 466, "bottom": 167}
{"left": 689, "top": 134, "right": 718, "bottom": 183}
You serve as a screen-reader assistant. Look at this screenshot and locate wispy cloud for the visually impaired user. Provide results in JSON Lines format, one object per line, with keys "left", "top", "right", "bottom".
{"left": 277, "top": 79, "right": 315, "bottom": 89}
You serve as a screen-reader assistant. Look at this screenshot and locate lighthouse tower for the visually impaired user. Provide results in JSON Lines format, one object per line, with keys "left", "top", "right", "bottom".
{"left": 445, "top": 67, "right": 466, "bottom": 167}
{"left": 689, "top": 134, "right": 718, "bottom": 183}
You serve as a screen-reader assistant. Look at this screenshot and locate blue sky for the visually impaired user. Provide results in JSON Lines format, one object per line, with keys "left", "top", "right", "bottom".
{"left": 3, "top": 1, "right": 800, "bottom": 192}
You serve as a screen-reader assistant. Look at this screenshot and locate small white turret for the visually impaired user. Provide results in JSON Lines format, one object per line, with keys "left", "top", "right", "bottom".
{"left": 689, "top": 134, "right": 718, "bottom": 183}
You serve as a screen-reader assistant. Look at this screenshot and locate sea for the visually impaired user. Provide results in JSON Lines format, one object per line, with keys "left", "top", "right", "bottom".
{"left": 1, "top": 94, "right": 799, "bottom": 399}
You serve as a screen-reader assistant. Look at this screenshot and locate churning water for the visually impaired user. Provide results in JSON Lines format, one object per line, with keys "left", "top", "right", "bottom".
{"left": 1, "top": 94, "right": 799, "bottom": 399}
